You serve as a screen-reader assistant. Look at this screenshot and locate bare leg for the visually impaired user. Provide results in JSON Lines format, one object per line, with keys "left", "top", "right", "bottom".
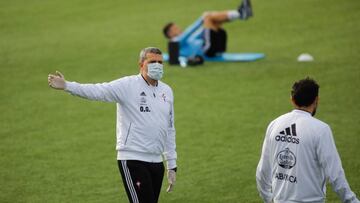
{"left": 203, "top": 11, "right": 231, "bottom": 31}
{"left": 202, "top": 0, "right": 253, "bottom": 30}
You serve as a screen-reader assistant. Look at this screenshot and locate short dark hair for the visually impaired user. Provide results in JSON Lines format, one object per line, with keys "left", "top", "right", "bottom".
{"left": 291, "top": 77, "right": 319, "bottom": 107}
{"left": 163, "top": 22, "right": 174, "bottom": 39}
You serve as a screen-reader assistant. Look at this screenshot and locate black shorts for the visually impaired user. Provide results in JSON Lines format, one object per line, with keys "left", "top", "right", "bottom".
{"left": 203, "top": 28, "right": 227, "bottom": 57}
{"left": 118, "top": 160, "right": 164, "bottom": 203}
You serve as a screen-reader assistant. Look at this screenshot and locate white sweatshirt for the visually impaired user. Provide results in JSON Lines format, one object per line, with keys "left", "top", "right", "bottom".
{"left": 64, "top": 74, "right": 177, "bottom": 169}
{"left": 256, "top": 110, "right": 359, "bottom": 203}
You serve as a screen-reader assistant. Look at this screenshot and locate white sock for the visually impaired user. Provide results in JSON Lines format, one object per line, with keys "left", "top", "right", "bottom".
{"left": 227, "top": 10, "right": 240, "bottom": 21}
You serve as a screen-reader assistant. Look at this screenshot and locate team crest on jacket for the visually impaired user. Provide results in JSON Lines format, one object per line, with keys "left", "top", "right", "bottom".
{"left": 161, "top": 93, "right": 166, "bottom": 102}
{"left": 277, "top": 148, "right": 296, "bottom": 169}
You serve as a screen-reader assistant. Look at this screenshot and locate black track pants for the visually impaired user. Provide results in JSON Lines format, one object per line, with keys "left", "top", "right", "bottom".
{"left": 118, "top": 160, "right": 165, "bottom": 203}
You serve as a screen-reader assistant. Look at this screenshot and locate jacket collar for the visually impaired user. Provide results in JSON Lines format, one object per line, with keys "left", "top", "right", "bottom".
{"left": 292, "top": 109, "right": 312, "bottom": 116}
{"left": 139, "top": 74, "right": 158, "bottom": 87}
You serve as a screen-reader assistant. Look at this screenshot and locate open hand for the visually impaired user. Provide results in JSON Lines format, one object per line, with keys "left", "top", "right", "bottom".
{"left": 48, "top": 71, "right": 66, "bottom": 90}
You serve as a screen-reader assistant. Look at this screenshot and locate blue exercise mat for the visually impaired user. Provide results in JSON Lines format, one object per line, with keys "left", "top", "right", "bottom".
{"left": 162, "top": 53, "right": 265, "bottom": 62}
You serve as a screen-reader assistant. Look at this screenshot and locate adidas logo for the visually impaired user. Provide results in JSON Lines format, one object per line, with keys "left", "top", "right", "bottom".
{"left": 140, "top": 91, "right": 146, "bottom": 96}
{"left": 275, "top": 123, "right": 300, "bottom": 144}
{"left": 279, "top": 123, "right": 297, "bottom": 136}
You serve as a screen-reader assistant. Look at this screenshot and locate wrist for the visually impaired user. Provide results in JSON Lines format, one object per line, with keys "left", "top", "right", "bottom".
{"left": 63, "top": 80, "right": 67, "bottom": 90}
{"left": 63, "top": 81, "right": 70, "bottom": 90}
{"left": 169, "top": 167, "right": 177, "bottom": 172}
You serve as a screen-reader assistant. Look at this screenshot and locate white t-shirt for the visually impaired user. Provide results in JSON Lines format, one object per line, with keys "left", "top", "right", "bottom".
{"left": 256, "top": 110, "right": 358, "bottom": 203}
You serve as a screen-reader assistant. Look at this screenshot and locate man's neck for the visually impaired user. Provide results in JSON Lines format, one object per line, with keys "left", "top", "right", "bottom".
{"left": 295, "top": 106, "right": 313, "bottom": 115}
{"left": 141, "top": 73, "right": 158, "bottom": 86}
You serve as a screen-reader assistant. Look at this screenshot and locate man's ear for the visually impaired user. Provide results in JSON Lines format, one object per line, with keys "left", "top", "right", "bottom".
{"left": 314, "top": 96, "right": 319, "bottom": 106}
{"left": 290, "top": 96, "right": 295, "bottom": 105}
{"left": 139, "top": 61, "right": 145, "bottom": 70}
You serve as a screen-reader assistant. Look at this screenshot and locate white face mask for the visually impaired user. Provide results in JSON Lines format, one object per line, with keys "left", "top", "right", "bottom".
{"left": 147, "top": 63, "right": 164, "bottom": 80}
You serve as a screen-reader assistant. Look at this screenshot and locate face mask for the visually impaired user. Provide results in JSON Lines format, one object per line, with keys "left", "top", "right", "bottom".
{"left": 147, "top": 62, "right": 164, "bottom": 80}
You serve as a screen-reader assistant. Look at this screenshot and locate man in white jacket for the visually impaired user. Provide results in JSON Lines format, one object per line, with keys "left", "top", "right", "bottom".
{"left": 48, "top": 47, "right": 177, "bottom": 203}
{"left": 256, "top": 77, "right": 359, "bottom": 203}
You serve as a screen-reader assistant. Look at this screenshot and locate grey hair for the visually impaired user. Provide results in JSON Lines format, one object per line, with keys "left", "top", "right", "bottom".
{"left": 139, "top": 47, "right": 162, "bottom": 63}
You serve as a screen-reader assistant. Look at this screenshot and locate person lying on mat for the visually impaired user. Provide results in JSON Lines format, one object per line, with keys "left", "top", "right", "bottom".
{"left": 162, "top": 0, "right": 252, "bottom": 59}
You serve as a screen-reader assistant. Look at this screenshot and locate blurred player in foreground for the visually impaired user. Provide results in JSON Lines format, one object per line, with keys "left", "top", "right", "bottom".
{"left": 256, "top": 77, "right": 359, "bottom": 203}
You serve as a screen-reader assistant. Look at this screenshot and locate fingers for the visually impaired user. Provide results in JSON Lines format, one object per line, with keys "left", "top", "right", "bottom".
{"left": 166, "top": 170, "right": 176, "bottom": 193}
{"left": 48, "top": 76, "right": 54, "bottom": 88}
{"left": 47, "top": 74, "right": 58, "bottom": 88}
{"left": 166, "top": 184, "right": 174, "bottom": 193}
{"left": 56, "top": 71, "right": 64, "bottom": 78}
{"left": 48, "top": 74, "right": 55, "bottom": 83}
{"left": 48, "top": 75, "right": 53, "bottom": 83}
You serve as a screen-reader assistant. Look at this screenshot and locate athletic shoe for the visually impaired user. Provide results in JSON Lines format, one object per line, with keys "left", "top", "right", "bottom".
{"left": 238, "top": 0, "right": 253, "bottom": 20}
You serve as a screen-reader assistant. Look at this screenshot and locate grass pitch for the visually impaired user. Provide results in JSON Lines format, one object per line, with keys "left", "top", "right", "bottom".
{"left": 1, "top": 0, "right": 359, "bottom": 202}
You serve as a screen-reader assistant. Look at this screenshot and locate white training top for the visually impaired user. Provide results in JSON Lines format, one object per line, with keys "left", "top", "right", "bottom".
{"left": 65, "top": 74, "right": 177, "bottom": 169}
{"left": 256, "top": 110, "right": 359, "bottom": 203}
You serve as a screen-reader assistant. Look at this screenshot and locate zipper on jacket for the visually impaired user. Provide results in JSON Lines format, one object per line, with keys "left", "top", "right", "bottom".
{"left": 124, "top": 122, "right": 132, "bottom": 145}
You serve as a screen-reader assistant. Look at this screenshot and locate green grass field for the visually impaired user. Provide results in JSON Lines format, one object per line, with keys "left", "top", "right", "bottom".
{"left": 1, "top": 0, "right": 359, "bottom": 202}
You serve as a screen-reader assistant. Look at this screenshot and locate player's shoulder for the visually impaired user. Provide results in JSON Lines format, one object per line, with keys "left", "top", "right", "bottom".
{"left": 270, "top": 112, "right": 292, "bottom": 125}
{"left": 113, "top": 74, "right": 140, "bottom": 84}
{"left": 307, "top": 116, "right": 331, "bottom": 134}
{"left": 309, "top": 116, "right": 329, "bottom": 127}
{"left": 266, "top": 113, "right": 288, "bottom": 131}
{"left": 291, "top": 110, "right": 329, "bottom": 128}
{"left": 269, "top": 110, "right": 328, "bottom": 126}
{"left": 121, "top": 74, "right": 139, "bottom": 81}
{"left": 291, "top": 110, "right": 331, "bottom": 134}
{"left": 158, "top": 80, "right": 173, "bottom": 93}
{"left": 104, "top": 75, "right": 139, "bottom": 91}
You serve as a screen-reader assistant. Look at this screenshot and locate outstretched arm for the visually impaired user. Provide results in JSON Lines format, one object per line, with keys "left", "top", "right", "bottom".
{"left": 48, "top": 71, "right": 126, "bottom": 103}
